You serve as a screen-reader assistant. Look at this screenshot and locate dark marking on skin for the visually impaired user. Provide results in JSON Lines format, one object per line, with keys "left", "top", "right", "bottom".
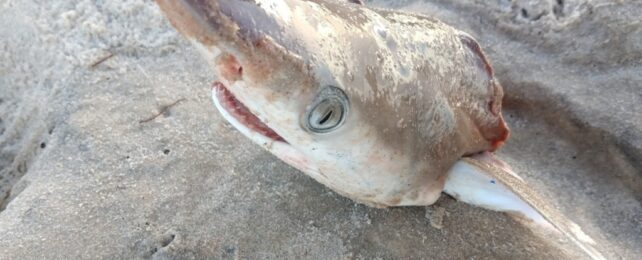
{"left": 365, "top": 66, "right": 379, "bottom": 94}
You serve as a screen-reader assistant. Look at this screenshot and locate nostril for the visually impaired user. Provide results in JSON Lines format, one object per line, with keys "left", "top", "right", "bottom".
{"left": 217, "top": 53, "right": 243, "bottom": 82}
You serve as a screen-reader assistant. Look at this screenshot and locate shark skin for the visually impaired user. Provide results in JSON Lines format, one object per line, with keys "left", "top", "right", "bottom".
{"left": 155, "top": 0, "right": 604, "bottom": 258}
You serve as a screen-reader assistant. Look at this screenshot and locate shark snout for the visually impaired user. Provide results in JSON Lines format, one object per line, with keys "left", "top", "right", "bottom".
{"left": 156, "top": 0, "right": 301, "bottom": 84}
{"left": 156, "top": 0, "right": 287, "bottom": 45}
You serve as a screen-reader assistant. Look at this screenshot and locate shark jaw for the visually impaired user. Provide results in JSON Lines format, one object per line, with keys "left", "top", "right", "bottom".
{"left": 211, "top": 81, "right": 331, "bottom": 190}
{"left": 211, "top": 81, "right": 286, "bottom": 144}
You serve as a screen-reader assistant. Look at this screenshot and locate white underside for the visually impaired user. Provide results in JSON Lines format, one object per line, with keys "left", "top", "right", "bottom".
{"left": 444, "top": 160, "right": 554, "bottom": 229}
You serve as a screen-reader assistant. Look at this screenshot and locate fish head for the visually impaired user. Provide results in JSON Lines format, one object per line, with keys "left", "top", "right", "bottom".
{"left": 156, "top": 0, "right": 509, "bottom": 206}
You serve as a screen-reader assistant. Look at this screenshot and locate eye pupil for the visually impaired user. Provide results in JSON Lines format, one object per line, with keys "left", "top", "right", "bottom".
{"left": 318, "top": 110, "right": 333, "bottom": 125}
{"left": 306, "top": 86, "right": 349, "bottom": 133}
{"left": 309, "top": 100, "right": 343, "bottom": 131}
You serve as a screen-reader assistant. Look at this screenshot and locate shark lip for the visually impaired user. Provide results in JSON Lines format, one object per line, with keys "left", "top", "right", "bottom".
{"left": 212, "top": 82, "right": 286, "bottom": 143}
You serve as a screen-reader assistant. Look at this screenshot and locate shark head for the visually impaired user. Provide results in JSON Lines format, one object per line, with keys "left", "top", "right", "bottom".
{"left": 156, "top": 0, "right": 509, "bottom": 206}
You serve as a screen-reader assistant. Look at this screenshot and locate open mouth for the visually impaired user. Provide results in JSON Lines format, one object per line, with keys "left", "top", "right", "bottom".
{"left": 211, "top": 82, "right": 286, "bottom": 142}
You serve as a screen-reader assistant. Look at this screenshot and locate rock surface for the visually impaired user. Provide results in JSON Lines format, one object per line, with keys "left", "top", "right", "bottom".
{"left": 0, "top": 0, "right": 639, "bottom": 259}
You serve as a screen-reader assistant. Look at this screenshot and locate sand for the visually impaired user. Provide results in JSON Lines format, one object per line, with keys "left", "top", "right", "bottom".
{"left": 0, "top": 0, "right": 640, "bottom": 258}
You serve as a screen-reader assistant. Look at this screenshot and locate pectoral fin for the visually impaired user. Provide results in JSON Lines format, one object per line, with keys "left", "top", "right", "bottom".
{"left": 444, "top": 152, "right": 605, "bottom": 260}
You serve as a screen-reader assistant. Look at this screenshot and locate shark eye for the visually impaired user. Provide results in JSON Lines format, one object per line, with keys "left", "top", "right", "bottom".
{"left": 306, "top": 86, "right": 349, "bottom": 133}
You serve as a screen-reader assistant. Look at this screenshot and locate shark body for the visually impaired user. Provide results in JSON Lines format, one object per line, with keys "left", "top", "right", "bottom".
{"left": 155, "top": 1, "right": 604, "bottom": 258}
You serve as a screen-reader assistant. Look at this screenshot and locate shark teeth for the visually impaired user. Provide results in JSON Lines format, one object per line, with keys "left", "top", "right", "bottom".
{"left": 212, "top": 82, "right": 285, "bottom": 142}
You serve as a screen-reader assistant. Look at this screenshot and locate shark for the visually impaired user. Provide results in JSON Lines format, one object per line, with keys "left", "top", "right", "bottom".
{"left": 155, "top": 0, "right": 605, "bottom": 258}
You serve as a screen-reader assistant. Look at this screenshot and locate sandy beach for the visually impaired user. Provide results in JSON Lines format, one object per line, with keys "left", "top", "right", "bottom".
{"left": 0, "top": 0, "right": 640, "bottom": 258}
